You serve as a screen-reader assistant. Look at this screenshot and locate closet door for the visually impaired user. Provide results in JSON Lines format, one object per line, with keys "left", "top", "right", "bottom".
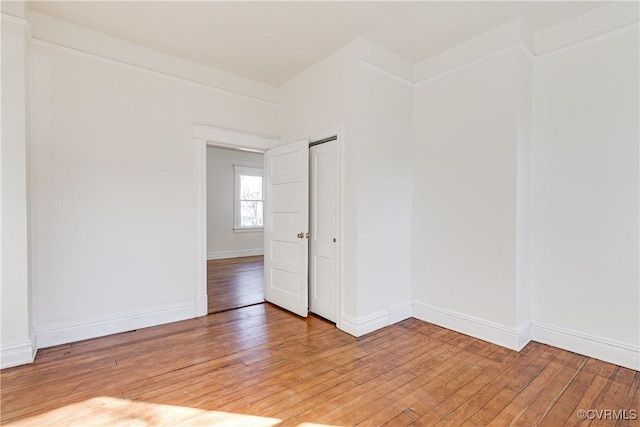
{"left": 309, "top": 141, "right": 338, "bottom": 322}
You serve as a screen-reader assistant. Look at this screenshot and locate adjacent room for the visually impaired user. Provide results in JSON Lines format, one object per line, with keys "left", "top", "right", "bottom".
{"left": 1, "top": 1, "right": 638, "bottom": 425}
{"left": 206, "top": 146, "right": 265, "bottom": 314}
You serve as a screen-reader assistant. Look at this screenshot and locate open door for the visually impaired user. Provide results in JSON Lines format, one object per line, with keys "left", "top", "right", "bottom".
{"left": 264, "top": 140, "right": 309, "bottom": 317}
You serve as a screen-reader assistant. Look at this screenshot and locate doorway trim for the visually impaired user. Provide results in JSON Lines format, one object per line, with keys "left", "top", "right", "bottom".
{"left": 193, "top": 124, "right": 281, "bottom": 317}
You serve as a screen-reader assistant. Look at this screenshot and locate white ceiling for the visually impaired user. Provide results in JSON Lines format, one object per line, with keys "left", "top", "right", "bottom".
{"left": 28, "top": 1, "right": 608, "bottom": 86}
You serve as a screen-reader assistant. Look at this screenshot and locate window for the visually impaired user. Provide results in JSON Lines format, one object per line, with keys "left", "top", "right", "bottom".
{"left": 234, "top": 166, "right": 264, "bottom": 231}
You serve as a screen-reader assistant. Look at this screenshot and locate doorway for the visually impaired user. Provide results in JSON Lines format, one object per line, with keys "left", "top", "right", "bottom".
{"left": 194, "top": 124, "right": 342, "bottom": 328}
{"left": 206, "top": 146, "right": 266, "bottom": 314}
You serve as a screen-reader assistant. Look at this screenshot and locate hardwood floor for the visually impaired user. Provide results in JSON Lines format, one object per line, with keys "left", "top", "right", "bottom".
{"left": 1, "top": 304, "right": 638, "bottom": 426}
{"left": 208, "top": 255, "right": 264, "bottom": 314}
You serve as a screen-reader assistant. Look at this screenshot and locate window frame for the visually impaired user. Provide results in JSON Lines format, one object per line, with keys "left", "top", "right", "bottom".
{"left": 233, "top": 165, "right": 264, "bottom": 232}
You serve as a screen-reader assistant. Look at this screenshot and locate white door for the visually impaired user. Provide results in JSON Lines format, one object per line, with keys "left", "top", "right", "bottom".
{"left": 309, "top": 141, "right": 338, "bottom": 322}
{"left": 264, "top": 140, "right": 310, "bottom": 317}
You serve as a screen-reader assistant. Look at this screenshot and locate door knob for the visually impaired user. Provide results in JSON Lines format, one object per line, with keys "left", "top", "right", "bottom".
{"left": 297, "top": 232, "right": 304, "bottom": 239}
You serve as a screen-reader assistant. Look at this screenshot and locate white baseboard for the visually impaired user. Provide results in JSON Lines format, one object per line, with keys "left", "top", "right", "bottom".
{"left": 35, "top": 302, "right": 195, "bottom": 349}
{"left": 518, "top": 320, "right": 532, "bottom": 350}
{"left": 409, "top": 301, "right": 638, "bottom": 370}
{"left": 412, "top": 301, "right": 530, "bottom": 351}
{"left": 531, "top": 321, "right": 640, "bottom": 371}
{"left": 207, "top": 248, "right": 264, "bottom": 260}
{"left": 338, "top": 301, "right": 412, "bottom": 337}
{"left": 1, "top": 338, "right": 37, "bottom": 369}
{"left": 337, "top": 315, "right": 358, "bottom": 336}
{"left": 388, "top": 301, "right": 413, "bottom": 324}
{"left": 339, "top": 311, "right": 388, "bottom": 337}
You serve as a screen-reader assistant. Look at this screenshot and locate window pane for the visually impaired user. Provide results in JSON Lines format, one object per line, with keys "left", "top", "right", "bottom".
{"left": 240, "top": 201, "right": 263, "bottom": 226}
{"left": 240, "top": 175, "right": 263, "bottom": 201}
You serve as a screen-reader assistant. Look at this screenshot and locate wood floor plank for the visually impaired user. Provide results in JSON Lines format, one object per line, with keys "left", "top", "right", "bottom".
{"left": 353, "top": 342, "right": 467, "bottom": 425}
{"left": 1, "top": 305, "right": 268, "bottom": 392}
{"left": 538, "top": 357, "right": 610, "bottom": 427}
{"left": 216, "top": 368, "right": 341, "bottom": 414}
{"left": 2, "top": 306, "right": 303, "bottom": 416}
{"left": 434, "top": 342, "right": 547, "bottom": 427}
{"left": 207, "top": 256, "right": 264, "bottom": 314}
{"left": 413, "top": 351, "right": 518, "bottom": 424}
{"left": 396, "top": 350, "right": 494, "bottom": 424}
{"left": 311, "top": 340, "right": 456, "bottom": 425}
{"left": 563, "top": 361, "right": 623, "bottom": 427}
{"left": 355, "top": 343, "right": 489, "bottom": 425}
{"left": 356, "top": 402, "right": 416, "bottom": 427}
{"left": 461, "top": 344, "right": 562, "bottom": 425}
{"left": 311, "top": 372, "right": 418, "bottom": 426}
{"left": 279, "top": 371, "right": 416, "bottom": 426}
{"left": 486, "top": 350, "right": 584, "bottom": 425}
{"left": 513, "top": 354, "right": 589, "bottom": 426}
{"left": 590, "top": 367, "right": 637, "bottom": 427}
{"left": 129, "top": 324, "right": 342, "bottom": 407}
{"left": 615, "top": 371, "right": 640, "bottom": 427}
{"left": 179, "top": 328, "right": 411, "bottom": 412}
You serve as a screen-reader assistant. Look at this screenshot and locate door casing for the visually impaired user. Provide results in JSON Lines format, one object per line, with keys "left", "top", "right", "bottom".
{"left": 193, "top": 123, "right": 344, "bottom": 333}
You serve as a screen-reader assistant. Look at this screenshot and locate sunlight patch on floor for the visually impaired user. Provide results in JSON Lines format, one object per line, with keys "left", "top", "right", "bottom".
{"left": 6, "top": 396, "right": 282, "bottom": 426}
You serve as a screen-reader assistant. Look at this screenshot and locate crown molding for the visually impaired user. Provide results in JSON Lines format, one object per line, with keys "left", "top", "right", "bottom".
{"left": 27, "top": 11, "right": 279, "bottom": 105}
{"left": 31, "top": 38, "right": 278, "bottom": 107}
{"left": 536, "top": 22, "right": 639, "bottom": 60}
{"left": 535, "top": 1, "right": 639, "bottom": 55}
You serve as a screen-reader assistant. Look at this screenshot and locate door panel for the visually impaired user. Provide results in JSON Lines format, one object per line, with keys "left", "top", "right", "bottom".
{"left": 309, "top": 141, "right": 338, "bottom": 322}
{"left": 264, "top": 140, "right": 309, "bottom": 317}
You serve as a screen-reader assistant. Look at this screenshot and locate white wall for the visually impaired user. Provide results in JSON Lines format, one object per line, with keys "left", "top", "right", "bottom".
{"left": 279, "top": 38, "right": 414, "bottom": 335}
{"left": 531, "top": 24, "right": 639, "bottom": 369}
{"left": 28, "top": 14, "right": 277, "bottom": 348}
{"left": 412, "top": 48, "right": 527, "bottom": 347}
{"left": 356, "top": 62, "right": 413, "bottom": 325}
{"left": 1, "top": 4, "right": 35, "bottom": 368}
{"left": 207, "top": 147, "right": 264, "bottom": 259}
{"left": 411, "top": 4, "right": 639, "bottom": 369}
